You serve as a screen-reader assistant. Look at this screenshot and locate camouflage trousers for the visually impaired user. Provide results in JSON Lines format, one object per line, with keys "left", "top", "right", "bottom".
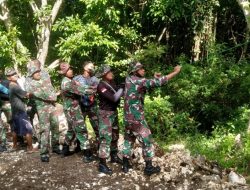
{"left": 81, "top": 104, "right": 99, "bottom": 148}
{"left": 53, "top": 104, "right": 68, "bottom": 147}
{"left": 122, "top": 119, "right": 154, "bottom": 161}
{"left": 98, "top": 110, "right": 119, "bottom": 159}
{"left": 31, "top": 103, "right": 67, "bottom": 147}
{"left": 64, "top": 103, "right": 90, "bottom": 150}
{"left": 0, "top": 118, "right": 6, "bottom": 146}
{"left": 37, "top": 104, "right": 61, "bottom": 157}
{"left": 0, "top": 102, "right": 12, "bottom": 146}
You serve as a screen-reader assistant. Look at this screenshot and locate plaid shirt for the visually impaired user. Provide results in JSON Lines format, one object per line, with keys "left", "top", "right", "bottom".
{"left": 73, "top": 75, "right": 99, "bottom": 87}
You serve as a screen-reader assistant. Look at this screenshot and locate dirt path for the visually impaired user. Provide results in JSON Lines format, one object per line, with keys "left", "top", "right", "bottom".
{"left": 0, "top": 151, "right": 165, "bottom": 190}
{"left": 0, "top": 144, "right": 249, "bottom": 190}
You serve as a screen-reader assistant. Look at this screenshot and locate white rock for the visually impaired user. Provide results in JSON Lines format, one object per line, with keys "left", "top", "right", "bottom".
{"left": 100, "top": 187, "right": 109, "bottom": 190}
{"left": 168, "top": 144, "right": 185, "bottom": 152}
{"left": 207, "top": 181, "right": 221, "bottom": 190}
{"left": 163, "top": 173, "right": 171, "bottom": 182}
{"left": 151, "top": 176, "right": 161, "bottom": 182}
{"left": 134, "top": 184, "right": 140, "bottom": 190}
{"left": 228, "top": 171, "right": 246, "bottom": 184}
{"left": 181, "top": 166, "right": 192, "bottom": 176}
{"left": 170, "top": 168, "right": 178, "bottom": 179}
{"left": 98, "top": 173, "right": 106, "bottom": 177}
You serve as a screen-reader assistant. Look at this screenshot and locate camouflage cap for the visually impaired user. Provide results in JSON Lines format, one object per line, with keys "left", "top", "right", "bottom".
{"left": 5, "top": 67, "right": 17, "bottom": 76}
{"left": 58, "top": 62, "right": 70, "bottom": 75}
{"left": 129, "top": 61, "right": 143, "bottom": 74}
{"left": 96, "top": 64, "right": 111, "bottom": 78}
{"left": 27, "top": 59, "right": 41, "bottom": 70}
{"left": 28, "top": 66, "right": 41, "bottom": 77}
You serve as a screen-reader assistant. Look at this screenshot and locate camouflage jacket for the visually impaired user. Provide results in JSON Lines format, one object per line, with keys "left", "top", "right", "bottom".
{"left": 25, "top": 70, "right": 57, "bottom": 109}
{"left": 61, "top": 77, "right": 91, "bottom": 111}
{"left": 124, "top": 75, "right": 168, "bottom": 122}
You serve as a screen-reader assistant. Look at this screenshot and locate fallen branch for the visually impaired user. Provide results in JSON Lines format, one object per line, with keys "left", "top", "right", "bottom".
{"left": 192, "top": 159, "right": 222, "bottom": 176}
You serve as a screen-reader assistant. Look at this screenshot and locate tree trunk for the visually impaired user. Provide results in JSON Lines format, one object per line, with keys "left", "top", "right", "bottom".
{"left": 192, "top": 3, "right": 217, "bottom": 62}
{"left": 30, "top": 0, "right": 63, "bottom": 68}
{"left": 237, "top": 0, "right": 250, "bottom": 31}
{"left": 237, "top": 0, "right": 250, "bottom": 59}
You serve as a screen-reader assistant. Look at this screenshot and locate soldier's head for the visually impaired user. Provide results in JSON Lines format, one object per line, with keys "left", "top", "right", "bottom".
{"left": 28, "top": 66, "right": 41, "bottom": 80}
{"left": 27, "top": 59, "right": 41, "bottom": 70}
{"left": 129, "top": 61, "right": 145, "bottom": 77}
{"left": 83, "top": 61, "right": 95, "bottom": 77}
{"left": 58, "top": 62, "right": 73, "bottom": 78}
{"left": 5, "top": 67, "right": 18, "bottom": 82}
{"left": 96, "top": 64, "right": 113, "bottom": 81}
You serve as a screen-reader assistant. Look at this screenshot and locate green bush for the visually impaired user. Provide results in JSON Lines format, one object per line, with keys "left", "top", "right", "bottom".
{"left": 118, "top": 95, "right": 199, "bottom": 141}
{"left": 144, "top": 95, "right": 198, "bottom": 141}
{"left": 185, "top": 105, "right": 250, "bottom": 174}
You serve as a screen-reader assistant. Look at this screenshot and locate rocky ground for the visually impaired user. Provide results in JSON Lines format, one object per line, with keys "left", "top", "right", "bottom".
{"left": 0, "top": 137, "right": 249, "bottom": 190}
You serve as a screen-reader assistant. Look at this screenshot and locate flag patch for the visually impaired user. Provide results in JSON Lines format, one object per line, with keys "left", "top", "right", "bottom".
{"left": 101, "top": 88, "right": 107, "bottom": 93}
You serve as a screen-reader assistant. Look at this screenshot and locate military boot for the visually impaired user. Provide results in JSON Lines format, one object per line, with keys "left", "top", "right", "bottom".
{"left": 61, "top": 144, "right": 72, "bottom": 157}
{"left": 52, "top": 145, "right": 62, "bottom": 155}
{"left": 74, "top": 139, "right": 81, "bottom": 153}
{"left": 41, "top": 156, "right": 49, "bottom": 162}
{"left": 99, "top": 158, "right": 112, "bottom": 175}
{"left": 144, "top": 160, "right": 161, "bottom": 176}
{"left": 122, "top": 157, "right": 132, "bottom": 173}
{"left": 0, "top": 145, "right": 7, "bottom": 153}
{"left": 110, "top": 151, "right": 123, "bottom": 164}
{"left": 82, "top": 149, "right": 94, "bottom": 163}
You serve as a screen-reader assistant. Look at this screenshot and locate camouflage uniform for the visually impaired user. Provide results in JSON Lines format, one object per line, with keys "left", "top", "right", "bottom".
{"left": 122, "top": 63, "right": 168, "bottom": 161}
{"left": 73, "top": 75, "right": 100, "bottom": 148}
{"left": 98, "top": 110, "right": 119, "bottom": 159}
{"left": 25, "top": 78, "right": 39, "bottom": 141}
{"left": 53, "top": 103, "right": 68, "bottom": 149}
{"left": 26, "top": 67, "right": 60, "bottom": 158}
{"left": 0, "top": 117, "right": 5, "bottom": 147}
{"left": 61, "top": 76, "right": 92, "bottom": 150}
{"left": 0, "top": 81, "right": 12, "bottom": 148}
{"left": 26, "top": 64, "right": 68, "bottom": 149}
{"left": 96, "top": 65, "right": 123, "bottom": 159}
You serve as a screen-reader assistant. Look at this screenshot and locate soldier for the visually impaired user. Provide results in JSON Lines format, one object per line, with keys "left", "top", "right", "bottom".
{"left": 26, "top": 63, "right": 60, "bottom": 162}
{"left": 122, "top": 61, "right": 181, "bottom": 176}
{"left": 25, "top": 59, "right": 68, "bottom": 157}
{"left": 5, "top": 67, "right": 34, "bottom": 152}
{"left": 74, "top": 61, "right": 100, "bottom": 152}
{"left": 96, "top": 65, "right": 124, "bottom": 175}
{"left": 0, "top": 76, "right": 11, "bottom": 152}
{"left": 58, "top": 62, "right": 95, "bottom": 162}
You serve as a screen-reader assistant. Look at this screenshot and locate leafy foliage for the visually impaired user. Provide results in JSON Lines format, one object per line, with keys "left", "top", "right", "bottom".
{"left": 54, "top": 16, "right": 119, "bottom": 63}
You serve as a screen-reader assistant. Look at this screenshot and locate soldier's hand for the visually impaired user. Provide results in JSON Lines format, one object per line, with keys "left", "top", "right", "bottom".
{"left": 174, "top": 65, "right": 181, "bottom": 74}
{"left": 86, "top": 89, "right": 95, "bottom": 94}
{"left": 56, "top": 91, "right": 62, "bottom": 96}
{"left": 74, "top": 81, "right": 80, "bottom": 86}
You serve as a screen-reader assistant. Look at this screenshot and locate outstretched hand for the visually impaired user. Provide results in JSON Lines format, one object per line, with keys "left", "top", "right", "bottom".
{"left": 174, "top": 65, "right": 182, "bottom": 73}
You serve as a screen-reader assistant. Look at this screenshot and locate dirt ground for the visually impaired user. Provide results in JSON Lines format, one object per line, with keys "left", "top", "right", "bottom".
{"left": 0, "top": 141, "right": 249, "bottom": 190}
{"left": 0, "top": 149, "right": 178, "bottom": 190}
